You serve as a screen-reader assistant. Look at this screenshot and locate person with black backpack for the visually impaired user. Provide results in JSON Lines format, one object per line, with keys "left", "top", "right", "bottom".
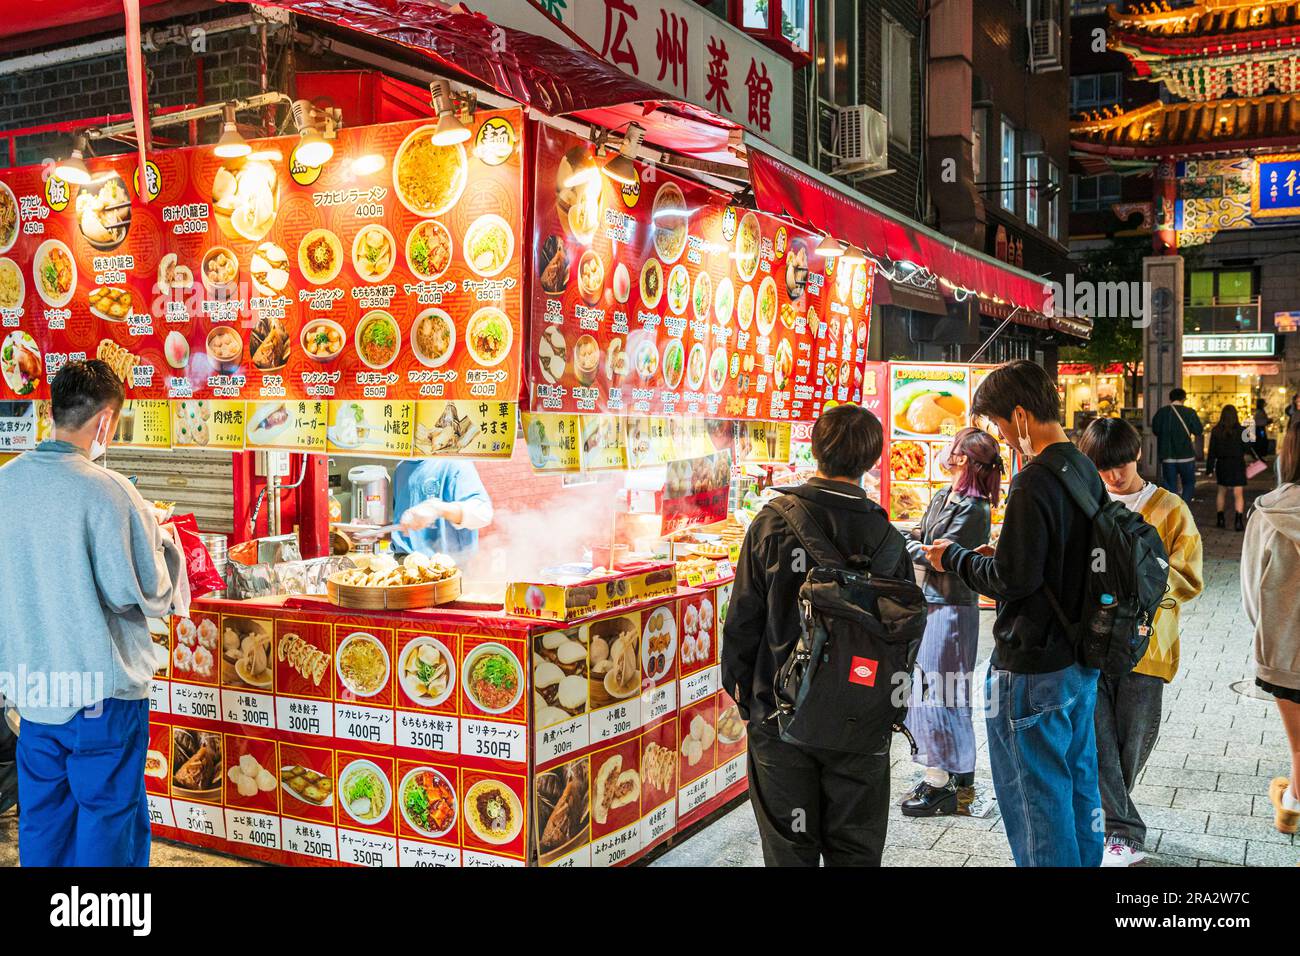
{"left": 923, "top": 360, "right": 1169, "bottom": 867}
{"left": 722, "top": 404, "right": 921, "bottom": 866}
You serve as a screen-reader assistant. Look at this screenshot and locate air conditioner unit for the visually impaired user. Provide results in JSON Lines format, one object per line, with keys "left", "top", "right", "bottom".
{"left": 1029, "top": 19, "right": 1062, "bottom": 73}
{"left": 834, "top": 104, "right": 889, "bottom": 175}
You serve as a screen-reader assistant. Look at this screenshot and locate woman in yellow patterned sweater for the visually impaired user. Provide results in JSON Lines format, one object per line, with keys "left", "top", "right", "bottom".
{"left": 1079, "top": 418, "right": 1204, "bottom": 867}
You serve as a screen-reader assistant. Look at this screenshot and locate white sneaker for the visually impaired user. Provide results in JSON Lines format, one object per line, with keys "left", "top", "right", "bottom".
{"left": 1100, "top": 842, "right": 1146, "bottom": 867}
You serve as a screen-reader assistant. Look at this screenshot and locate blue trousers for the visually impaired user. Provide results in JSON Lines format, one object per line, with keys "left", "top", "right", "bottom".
{"left": 1161, "top": 460, "right": 1197, "bottom": 505}
{"left": 984, "top": 664, "right": 1103, "bottom": 867}
{"left": 16, "top": 697, "right": 151, "bottom": 867}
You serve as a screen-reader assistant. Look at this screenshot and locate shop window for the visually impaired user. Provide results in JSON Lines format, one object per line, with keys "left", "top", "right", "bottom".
{"left": 814, "top": 0, "right": 856, "bottom": 107}
{"left": 1001, "top": 119, "right": 1016, "bottom": 213}
{"left": 1070, "top": 73, "right": 1122, "bottom": 112}
{"left": 882, "top": 16, "right": 913, "bottom": 149}
{"left": 1047, "top": 162, "right": 1061, "bottom": 240}
{"left": 731, "top": 0, "right": 812, "bottom": 63}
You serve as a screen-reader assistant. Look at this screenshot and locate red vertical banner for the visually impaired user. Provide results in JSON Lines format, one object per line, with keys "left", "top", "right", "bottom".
{"left": 122, "top": 0, "right": 151, "bottom": 201}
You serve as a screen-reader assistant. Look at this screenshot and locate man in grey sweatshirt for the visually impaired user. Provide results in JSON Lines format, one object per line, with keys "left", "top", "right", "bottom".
{"left": 0, "top": 360, "right": 184, "bottom": 866}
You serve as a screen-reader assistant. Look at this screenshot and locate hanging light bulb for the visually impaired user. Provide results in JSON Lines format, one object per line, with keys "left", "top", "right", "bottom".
{"left": 562, "top": 149, "right": 600, "bottom": 189}
{"left": 291, "top": 99, "right": 335, "bottom": 167}
{"left": 602, "top": 124, "right": 644, "bottom": 185}
{"left": 213, "top": 103, "right": 250, "bottom": 159}
{"left": 54, "top": 133, "right": 92, "bottom": 186}
{"left": 430, "top": 79, "right": 472, "bottom": 147}
{"left": 815, "top": 234, "right": 844, "bottom": 258}
{"left": 840, "top": 245, "right": 867, "bottom": 266}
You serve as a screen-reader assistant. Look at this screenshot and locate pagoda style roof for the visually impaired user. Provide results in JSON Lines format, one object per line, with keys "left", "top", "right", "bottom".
{"left": 1071, "top": 93, "right": 1300, "bottom": 157}
{"left": 1111, "top": 1, "right": 1300, "bottom": 56}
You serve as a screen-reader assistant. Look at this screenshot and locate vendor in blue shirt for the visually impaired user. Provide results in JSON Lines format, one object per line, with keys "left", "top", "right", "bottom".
{"left": 392, "top": 459, "right": 494, "bottom": 562}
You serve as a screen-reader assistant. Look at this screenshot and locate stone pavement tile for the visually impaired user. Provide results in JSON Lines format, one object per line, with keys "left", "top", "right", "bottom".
{"left": 1132, "top": 784, "right": 1175, "bottom": 807}
{"left": 1257, "top": 759, "right": 1293, "bottom": 779}
{"left": 1216, "top": 772, "right": 1278, "bottom": 795}
{"left": 1155, "top": 830, "right": 1247, "bottom": 865}
{"left": 883, "top": 819, "right": 945, "bottom": 851}
{"left": 881, "top": 845, "right": 967, "bottom": 867}
{"left": 892, "top": 806, "right": 1001, "bottom": 831}
{"left": 1206, "top": 811, "right": 1297, "bottom": 846}
{"left": 1193, "top": 724, "right": 1261, "bottom": 744}
{"left": 1244, "top": 841, "right": 1300, "bottom": 867}
{"left": 1142, "top": 852, "right": 1200, "bottom": 867}
{"left": 1172, "top": 789, "right": 1255, "bottom": 815}
{"left": 1144, "top": 750, "right": 1187, "bottom": 770}
{"left": 1135, "top": 804, "right": 1210, "bottom": 834}
{"left": 930, "top": 827, "right": 1013, "bottom": 859}
{"left": 1156, "top": 736, "right": 1226, "bottom": 756}
{"left": 1141, "top": 766, "right": 1218, "bottom": 790}
{"left": 1183, "top": 753, "right": 1260, "bottom": 775}
{"left": 963, "top": 855, "right": 1015, "bottom": 867}
{"left": 1227, "top": 742, "right": 1294, "bottom": 760}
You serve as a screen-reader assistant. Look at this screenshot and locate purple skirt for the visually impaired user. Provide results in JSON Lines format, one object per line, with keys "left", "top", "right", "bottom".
{"left": 904, "top": 603, "right": 980, "bottom": 774}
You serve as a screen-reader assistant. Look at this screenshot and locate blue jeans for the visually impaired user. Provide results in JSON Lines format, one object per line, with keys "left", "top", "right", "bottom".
{"left": 16, "top": 697, "right": 151, "bottom": 867}
{"left": 1161, "top": 460, "right": 1196, "bottom": 504}
{"left": 984, "top": 664, "right": 1103, "bottom": 867}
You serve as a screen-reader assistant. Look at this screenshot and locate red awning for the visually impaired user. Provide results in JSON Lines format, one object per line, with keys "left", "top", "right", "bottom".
{"left": 235, "top": 0, "right": 739, "bottom": 161}
{"left": 747, "top": 145, "right": 1052, "bottom": 316}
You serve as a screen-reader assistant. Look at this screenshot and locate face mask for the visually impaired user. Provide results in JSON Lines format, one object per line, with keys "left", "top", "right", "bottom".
{"left": 1013, "top": 410, "right": 1035, "bottom": 460}
{"left": 88, "top": 414, "right": 111, "bottom": 462}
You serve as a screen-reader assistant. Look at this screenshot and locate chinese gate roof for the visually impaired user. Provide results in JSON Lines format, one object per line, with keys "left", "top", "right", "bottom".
{"left": 1071, "top": 94, "right": 1300, "bottom": 157}
{"left": 1110, "top": 1, "right": 1300, "bottom": 56}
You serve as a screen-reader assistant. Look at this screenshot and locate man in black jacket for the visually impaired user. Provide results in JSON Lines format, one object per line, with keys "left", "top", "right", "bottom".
{"left": 923, "top": 360, "right": 1105, "bottom": 867}
{"left": 722, "top": 404, "right": 912, "bottom": 866}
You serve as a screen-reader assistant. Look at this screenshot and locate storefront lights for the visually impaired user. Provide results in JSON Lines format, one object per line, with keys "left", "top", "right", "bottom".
{"left": 291, "top": 99, "right": 337, "bottom": 167}
{"left": 815, "top": 234, "right": 844, "bottom": 258}
{"left": 54, "top": 133, "right": 92, "bottom": 186}
{"left": 430, "top": 80, "right": 472, "bottom": 147}
{"left": 214, "top": 103, "right": 251, "bottom": 159}
{"left": 840, "top": 245, "right": 867, "bottom": 266}
{"left": 602, "top": 124, "right": 645, "bottom": 185}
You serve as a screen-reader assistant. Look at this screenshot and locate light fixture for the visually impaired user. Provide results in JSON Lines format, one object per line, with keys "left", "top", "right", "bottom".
{"left": 213, "top": 103, "right": 250, "bottom": 159}
{"left": 840, "top": 245, "right": 867, "bottom": 266}
{"left": 815, "top": 234, "right": 844, "bottom": 258}
{"left": 291, "top": 99, "right": 337, "bottom": 167}
{"left": 562, "top": 150, "right": 600, "bottom": 189}
{"left": 430, "top": 79, "right": 472, "bottom": 146}
{"left": 602, "top": 124, "right": 644, "bottom": 185}
{"left": 351, "top": 153, "right": 385, "bottom": 176}
{"left": 54, "top": 133, "right": 92, "bottom": 185}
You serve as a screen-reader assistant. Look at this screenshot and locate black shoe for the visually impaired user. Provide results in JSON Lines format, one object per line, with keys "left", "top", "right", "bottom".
{"left": 1235, "top": 513, "right": 1244, "bottom": 532}
{"left": 901, "top": 781, "right": 959, "bottom": 817}
{"left": 1216, "top": 511, "right": 1225, "bottom": 528}
{"left": 951, "top": 771, "right": 975, "bottom": 788}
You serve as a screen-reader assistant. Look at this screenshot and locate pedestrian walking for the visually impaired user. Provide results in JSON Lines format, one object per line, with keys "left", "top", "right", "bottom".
{"left": 923, "top": 360, "right": 1105, "bottom": 867}
{"left": 1150, "top": 388, "right": 1203, "bottom": 505}
{"left": 1206, "top": 404, "right": 1249, "bottom": 531}
{"left": 1253, "top": 398, "right": 1271, "bottom": 459}
{"left": 722, "top": 404, "right": 913, "bottom": 866}
{"left": 0, "top": 361, "right": 186, "bottom": 866}
{"left": 901, "top": 427, "right": 1000, "bottom": 817}
{"left": 1078, "top": 418, "right": 1204, "bottom": 866}
{"left": 1241, "top": 416, "right": 1300, "bottom": 837}
{"left": 1286, "top": 393, "right": 1300, "bottom": 430}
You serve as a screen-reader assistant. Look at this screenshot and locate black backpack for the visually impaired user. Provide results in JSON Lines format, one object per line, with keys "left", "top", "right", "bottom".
{"left": 768, "top": 494, "right": 927, "bottom": 755}
{"left": 1034, "top": 459, "right": 1171, "bottom": 678}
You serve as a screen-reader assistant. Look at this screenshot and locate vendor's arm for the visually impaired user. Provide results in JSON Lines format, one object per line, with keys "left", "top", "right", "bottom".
{"left": 89, "top": 479, "right": 183, "bottom": 617}
{"left": 1163, "top": 500, "right": 1205, "bottom": 604}
{"left": 400, "top": 463, "right": 494, "bottom": 531}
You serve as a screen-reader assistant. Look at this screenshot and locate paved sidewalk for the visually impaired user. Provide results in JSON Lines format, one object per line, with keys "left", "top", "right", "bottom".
{"left": 652, "top": 476, "right": 1299, "bottom": 867}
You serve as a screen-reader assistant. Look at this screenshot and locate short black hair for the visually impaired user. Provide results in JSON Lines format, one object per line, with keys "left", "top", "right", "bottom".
{"left": 51, "top": 360, "right": 124, "bottom": 429}
{"left": 1169, "top": 387, "right": 1187, "bottom": 402}
{"left": 812, "top": 404, "right": 884, "bottom": 480}
{"left": 970, "top": 360, "right": 1060, "bottom": 423}
{"left": 1077, "top": 417, "right": 1142, "bottom": 471}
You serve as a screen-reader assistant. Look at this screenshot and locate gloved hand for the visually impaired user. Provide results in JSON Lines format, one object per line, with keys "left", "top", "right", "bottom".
{"left": 399, "top": 500, "right": 449, "bottom": 532}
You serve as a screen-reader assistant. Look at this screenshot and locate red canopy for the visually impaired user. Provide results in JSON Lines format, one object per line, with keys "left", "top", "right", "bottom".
{"left": 747, "top": 146, "right": 1052, "bottom": 315}
{"left": 234, "top": 0, "right": 738, "bottom": 160}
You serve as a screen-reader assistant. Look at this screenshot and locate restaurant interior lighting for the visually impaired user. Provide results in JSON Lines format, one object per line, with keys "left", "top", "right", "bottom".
{"left": 430, "top": 79, "right": 472, "bottom": 147}
{"left": 602, "top": 124, "right": 645, "bottom": 185}
{"left": 213, "top": 103, "right": 251, "bottom": 159}
{"left": 815, "top": 234, "right": 844, "bottom": 258}
{"left": 291, "top": 99, "right": 337, "bottom": 167}
{"left": 54, "top": 133, "right": 92, "bottom": 186}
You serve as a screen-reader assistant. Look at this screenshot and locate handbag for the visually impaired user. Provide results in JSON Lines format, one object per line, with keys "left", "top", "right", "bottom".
{"left": 1246, "top": 457, "right": 1268, "bottom": 480}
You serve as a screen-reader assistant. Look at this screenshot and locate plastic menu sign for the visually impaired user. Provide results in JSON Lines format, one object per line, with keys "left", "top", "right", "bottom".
{"left": 0, "top": 401, "right": 36, "bottom": 451}
{"left": 579, "top": 415, "right": 626, "bottom": 471}
{"left": 738, "top": 421, "right": 791, "bottom": 465}
{"left": 624, "top": 415, "right": 670, "bottom": 469}
{"left": 244, "top": 400, "right": 327, "bottom": 451}
{"left": 412, "top": 400, "right": 516, "bottom": 459}
{"left": 522, "top": 411, "right": 582, "bottom": 472}
{"left": 326, "top": 400, "right": 414, "bottom": 457}
{"left": 172, "top": 399, "right": 245, "bottom": 449}
{"left": 113, "top": 399, "right": 171, "bottom": 448}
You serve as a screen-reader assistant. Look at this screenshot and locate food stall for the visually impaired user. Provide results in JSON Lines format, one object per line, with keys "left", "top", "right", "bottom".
{"left": 0, "top": 65, "right": 886, "bottom": 864}
{"left": 1057, "top": 363, "right": 1124, "bottom": 431}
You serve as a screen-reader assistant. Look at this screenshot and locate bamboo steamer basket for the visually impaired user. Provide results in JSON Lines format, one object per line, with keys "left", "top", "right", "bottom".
{"left": 327, "top": 571, "right": 462, "bottom": 611}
